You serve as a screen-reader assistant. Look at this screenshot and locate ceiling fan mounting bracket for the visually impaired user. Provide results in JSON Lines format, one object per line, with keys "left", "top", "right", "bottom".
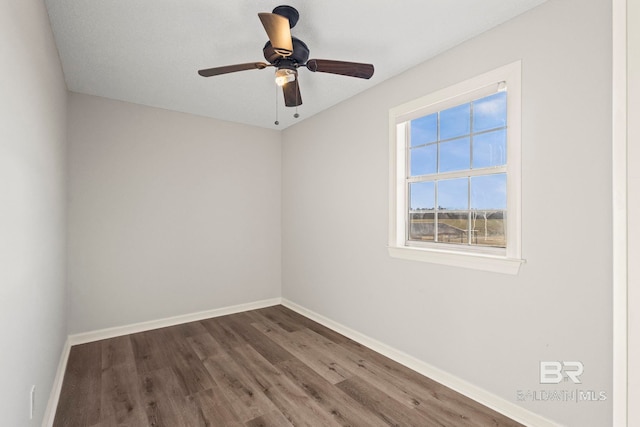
{"left": 272, "top": 5, "right": 299, "bottom": 28}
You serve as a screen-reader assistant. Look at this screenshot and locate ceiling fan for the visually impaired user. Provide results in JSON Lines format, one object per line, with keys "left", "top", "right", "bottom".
{"left": 197, "top": 5, "right": 375, "bottom": 109}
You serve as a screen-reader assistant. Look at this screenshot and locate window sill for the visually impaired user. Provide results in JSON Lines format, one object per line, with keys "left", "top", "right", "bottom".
{"left": 387, "top": 246, "right": 524, "bottom": 275}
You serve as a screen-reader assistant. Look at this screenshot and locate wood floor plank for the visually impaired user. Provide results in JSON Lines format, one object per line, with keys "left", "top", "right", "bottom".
{"left": 186, "top": 332, "right": 225, "bottom": 360}
{"left": 182, "top": 387, "right": 244, "bottom": 427}
{"left": 169, "top": 320, "right": 209, "bottom": 338}
{"left": 275, "top": 358, "right": 390, "bottom": 427}
{"left": 200, "top": 314, "right": 250, "bottom": 351}
{"left": 53, "top": 341, "right": 102, "bottom": 427}
{"left": 245, "top": 410, "right": 295, "bottom": 427}
{"left": 100, "top": 359, "right": 147, "bottom": 426}
{"left": 101, "top": 336, "right": 135, "bottom": 370}
{"left": 138, "top": 367, "right": 189, "bottom": 426}
{"left": 55, "top": 305, "right": 525, "bottom": 427}
{"left": 247, "top": 306, "right": 304, "bottom": 332}
{"left": 228, "top": 343, "right": 343, "bottom": 427}
{"left": 294, "top": 327, "right": 440, "bottom": 410}
{"left": 201, "top": 346, "right": 279, "bottom": 422}
{"left": 270, "top": 305, "right": 360, "bottom": 345}
{"left": 219, "top": 313, "right": 296, "bottom": 365}
{"left": 130, "top": 328, "right": 172, "bottom": 374}
{"left": 250, "top": 318, "right": 353, "bottom": 384}
{"left": 337, "top": 375, "right": 442, "bottom": 426}
{"left": 160, "top": 327, "right": 216, "bottom": 395}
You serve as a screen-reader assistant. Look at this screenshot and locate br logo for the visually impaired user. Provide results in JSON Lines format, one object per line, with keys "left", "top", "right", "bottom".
{"left": 540, "top": 361, "right": 584, "bottom": 384}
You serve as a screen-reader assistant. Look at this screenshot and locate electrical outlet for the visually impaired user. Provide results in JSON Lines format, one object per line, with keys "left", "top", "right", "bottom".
{"left": 29, "top": 385, "right": 35, "bottom": 420}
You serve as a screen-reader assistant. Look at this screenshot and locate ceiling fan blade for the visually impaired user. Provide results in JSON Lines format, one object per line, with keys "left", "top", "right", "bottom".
{"left": 306, "top": 59, "right": 374, "bottom": 79}
{"left": 198, "top": 62, "right": 269, "bottom": 77}
{"left": 282, "top": 79, "right": 302, "bottom": 107}
{"left": 258, "top": 13, "right": 293, "bottom": 57}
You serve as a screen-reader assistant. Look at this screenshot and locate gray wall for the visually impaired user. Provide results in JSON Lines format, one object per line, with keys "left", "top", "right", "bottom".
{"left": 0, "top": 1, "right": 68, "bottom": 425}
{"left": 281, "top": 0, "right": 612, "bottom": 425}
{"left": 67, "top": 94, "right": 282, "bottom": 333}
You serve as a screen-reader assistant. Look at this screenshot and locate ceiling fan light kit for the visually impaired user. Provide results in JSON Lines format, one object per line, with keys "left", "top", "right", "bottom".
{"left": 275, "top": 68, "right": 296, "bottom": 86}
{"left": 198, "top": 5, "right": 374, "bottom": 120}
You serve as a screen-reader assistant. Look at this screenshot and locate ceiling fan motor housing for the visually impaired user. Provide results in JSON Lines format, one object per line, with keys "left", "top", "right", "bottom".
{"left": 263, "top": 37, "right": 309, "bottom": 66}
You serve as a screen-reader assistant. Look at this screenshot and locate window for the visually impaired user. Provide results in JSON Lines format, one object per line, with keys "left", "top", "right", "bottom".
{"left": 389, "top": 61, "right": 523, "bottom": 274}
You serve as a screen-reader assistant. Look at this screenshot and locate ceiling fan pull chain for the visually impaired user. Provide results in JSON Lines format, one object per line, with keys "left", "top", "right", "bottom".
{"left": 274, "top": 83, "right": 280, "bottom": 125}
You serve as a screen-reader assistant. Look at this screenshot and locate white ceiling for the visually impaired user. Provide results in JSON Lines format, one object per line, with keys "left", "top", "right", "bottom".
{"left": 45, "top": 0, "right": 546, "bottom": 130}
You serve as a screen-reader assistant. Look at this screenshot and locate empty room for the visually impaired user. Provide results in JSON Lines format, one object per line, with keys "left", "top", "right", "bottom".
{"left": 1, "top": 0, "right": 637, "bottom": 426}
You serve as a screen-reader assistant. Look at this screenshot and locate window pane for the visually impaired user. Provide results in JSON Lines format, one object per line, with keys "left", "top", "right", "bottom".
{"left": 409, "top": 181, "right": 435, "bottom": 210}
{"left": 473, "top": 129, "right": 506, "bottom": 168}
{"left": 439, "top": 137, "right": 470, "bottom": 173}
{"left": 473, "top": 92, "right": 507, "bottom": 132}
{"left": 471, "top": 174, "right": 506, "bottom": 210}
{"left": 410, "top": 113, "right": 438, "bottom": 146}
{"left": 410, "top": 144, "right": 437, "bottom": 176}
{"left": 437, "top": 212, "right": 469, "bottom": 244}
{"left": 437, "top": 178, "right": 468, "bottom": 210}
{"left": 471, "top": 210, "right": 506, "bottom": 247}
{"left": 409, "top": 212, "right": 435, "bottom": 241}
{"left": 440, "top": 103, "right": 470, "bottom": 139}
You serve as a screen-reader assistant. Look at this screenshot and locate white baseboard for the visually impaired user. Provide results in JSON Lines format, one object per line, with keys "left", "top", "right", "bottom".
{"left": 281, "top": 298, "right": 561, "bottom": 427}
{"left": 68, "top": 297, "right": 282, "bottom": 345}
{"left": 41, "top": 338, "right": 71, "bottom": 427}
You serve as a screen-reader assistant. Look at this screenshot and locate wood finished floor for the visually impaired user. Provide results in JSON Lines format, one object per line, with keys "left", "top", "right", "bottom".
{"left": 53, "top": 305, "right": 523, "bottom": 427}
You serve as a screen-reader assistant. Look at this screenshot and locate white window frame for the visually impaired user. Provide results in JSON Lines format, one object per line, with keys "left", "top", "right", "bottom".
{"left": 388, "top": 61, "right": 524, "bottom": 274}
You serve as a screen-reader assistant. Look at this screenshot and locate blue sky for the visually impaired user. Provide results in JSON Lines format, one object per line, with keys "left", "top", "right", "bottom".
{"left": 409, "top": 91, "right": 507, "bottom": 211}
